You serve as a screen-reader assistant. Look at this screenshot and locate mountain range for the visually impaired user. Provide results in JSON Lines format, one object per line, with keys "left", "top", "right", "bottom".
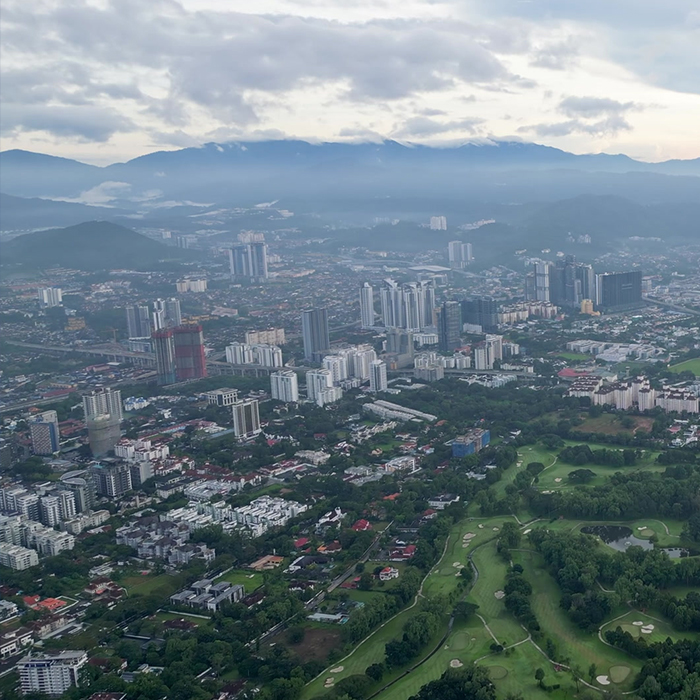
{"left": 1, "top": 141, "right": 699, "bottom": 214}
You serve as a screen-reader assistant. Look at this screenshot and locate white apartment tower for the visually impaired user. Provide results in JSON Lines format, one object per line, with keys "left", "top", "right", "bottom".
{"left": 232, "top": 399, "right": 262, "bottom": 439}
{"left": 360, "top": 283, "right": 375, "bottom": 328}
{"left": 270, "top": 370, "right": 299, "bottom": 403}
{"left": 369, "top": 360, "right": 388, "bottom": 393}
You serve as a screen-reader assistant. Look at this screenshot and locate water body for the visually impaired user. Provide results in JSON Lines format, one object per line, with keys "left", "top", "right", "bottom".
{"left": 581, "top": 525, "right": 693, "bottom": 558}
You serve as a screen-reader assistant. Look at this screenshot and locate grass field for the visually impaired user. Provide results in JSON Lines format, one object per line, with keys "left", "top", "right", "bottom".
{"left": 514, "top": 550, "right": 640, "bottom": 691}
{"left": 555, "top": 352, "right": 590, "bottom": 361}
{"left": 600, "top": 610, "right": 700, "bottom": 645}
{"left": 122, "top": 572, "right": 185, "bottom": 598}
{"left": 216, "top": 568, "right": 264, "bottom": 591}
{"left": 572, "top": 413, "right": 653, "bottom": 436}
{"left": 468, "top": 542, "right": 528, "bottom": 647}
{"left": 669, "top": 358, "right": 700, "bottom": 376}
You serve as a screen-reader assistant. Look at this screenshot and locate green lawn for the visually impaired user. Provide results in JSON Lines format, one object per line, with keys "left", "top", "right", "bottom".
{"left": 669, "top": 358, "right": 700, "bottom": 376}
{"left": 122, "top": 573, "right": 185, "bottom": 598}
{"left": 467, "top": 542, "right": 527, "bottom": 647}
{"left": 555, "top": 352, "right": 590, "bottom": 361}
{"left": 216, "top": 568, "right": 264, "bottom": 591}
{"left": 514, "top": 550, "right": 641, "bottom": 691}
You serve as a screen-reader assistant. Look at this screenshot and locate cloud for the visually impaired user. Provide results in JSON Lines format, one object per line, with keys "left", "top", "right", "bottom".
{"left": 57, "top": 180, "right": 132, "bottom": 205}
{"left": 0, "top": 0, "right": 529, "bottom": 144}
{"left": 519, "top": 114, "right": 632, "bottom": 137}
{"left": 530, "top": 38, "right": 579, "bottom": 70}
{"left": 559, "top": 96, "right": 640, "bottom": 118}
{"left": 0, "top": 103, "right": 135, "bottom": 141}
{"left": 391, "top": 116, "right": 485, "bottom": 139}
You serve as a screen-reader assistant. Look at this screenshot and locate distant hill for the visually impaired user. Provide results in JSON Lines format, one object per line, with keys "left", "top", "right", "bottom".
{"left": 0, "top": 193, "right": 124, "bottom": 232}
{"left": 1, "top": 141, "right": 699, "bottom": 208}
{"left": 1, "top": 221, "right": 191, "bottom": 271}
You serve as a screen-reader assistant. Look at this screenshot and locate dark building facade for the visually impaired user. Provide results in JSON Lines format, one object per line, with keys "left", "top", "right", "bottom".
{"left": 595, "top": 271, "right": 643, "bottom": 310}
{"left": 461, "top": 297, "right": 498, "bottom": 331}
{"left": 173, "top": 324, "right": 207, "bottom": 381}
{"left": 437, "top": 301, "right": 462, "bottom": 352}
{"left": 301, "top": 308, "right": 330, "bottom": 362}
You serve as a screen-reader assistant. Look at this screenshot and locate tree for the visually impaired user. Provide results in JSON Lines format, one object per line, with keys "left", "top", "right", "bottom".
{"left": 535, "top": 668, "right": 545, "bottom": 688}
{"left": 286, "top": 626, "right": 305, "bottom": 645}
{"left": 588, "top": 663, "right": 597, "bottom": 683}
{"left": 409, "top": 667, "right": 496, "bottom": 700}
{"left": 358, "top": 572, "right": 373, "bottom": 591}
{"left": 365, "top": 663, "right": 385, "bottom": 682}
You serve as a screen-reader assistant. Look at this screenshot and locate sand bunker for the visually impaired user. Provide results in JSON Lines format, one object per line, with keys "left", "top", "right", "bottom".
{"left": 478, "top": 524, "right": 484, "bottom": 529}
{"left": 597, "top": 675, "right": 610, "bottom": 686}
{"left": 330, "top": 666, "right": 344, "bottom": 673}
{"left": 324, "top": 679, "right": 335, "bottom": 687}
{"left": 633, "top": 621, "right": 644, "bottom": 626}
{"left": 523, "top": 528, "right": 532, "bottom": 534}
{"left": 494, "top": 590, "right": 505, "bottom": 600}
{"left": 463, "top": 532, "right": 475, "bottom": 539}
{"left": 450, "top": 659, "right": 463, "bottom": 668}
{"left": 641, "top": 628, "right": 652, "bottom": 634}
{"left": 492, "top": 527, "right": 499, "bottom": 531}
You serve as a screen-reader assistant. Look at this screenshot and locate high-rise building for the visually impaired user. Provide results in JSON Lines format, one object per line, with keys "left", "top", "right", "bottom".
{"left": 369, "top": 360, "right": 388, "bottom": 393}
{"left": 40, "top": 496, "right": 61, "bottom": 527}
{"left": 270, "top": 370, "right": 299, "bottom": 403}
{"left": 17, "top": 651, "right": 88, "bottom": 697}
{"left": 225, "top": 343, "right": 282, "bottom": 367}
{"left": 16, "top": 493, "right": 40, "bottom": 522}
{"left": 152, "top": 299, "right": 166, "bottom": 331}
{"left": 437, "top": 301, "right": 462, "bottom": 352}
{"left": 360, "top": 283, "right": 375, "bottom": 328}
{"left": 595, "top": 271, "right": 643, "bottom": 310}
{"left": 38, "top": 287, "right": 62, "bottom": 308}
{"left": 448, "top": 241, "right": 473, "bottom": 269}
{"left": 301, "top": 308, "right": 330, "bottom": 362}
{"left": 165, "top": 298, "right": 182, "bottom": 326}
{"left": 461, "top": 297, "right": 499, "bottom": 332}
{"left": 59, "top": 471, "right": 95, "bottom": 513}
{"left": 430, "top": 216, "right": 447, "bottom": 230}
{"left": 83, "top": 388, "right": 123, "bottom": 422}
{"left": 474, "top": 334, "right": 504, "bottom": 370}
{"left": 29, "top": 411, "right": 60, "bottom": 456}
{"left": 126, "top": 304, "right": 151, "bottom": 338}
{"left": 87, "top": 416, "right": 122, "bottom": 457}
{"left": 380, "top": 279, "right": 404, "bottom": 328}
{"left": 548, "top": 256, "right": 594, "bottom": 308}
{"left": 232, "top": 399, "right": 262, "bottom": 439}
{"left": 305, "top": 369, "right": 333, "bottom": 402}
{"left": 173, "top": 324, "right": 207, "bottom": 381}
{"left": 229, "top": 242, "right": 269, "bottom": 281}
{"left": 322, "top": 355, "right": 349, "bottom": 385}
{"left": 90, "top": 462, "right": 132, "bottom": 497}
{"left": 351, "top": 344, "right": 378, "bottom": 380}
{"left": 245, "top": 328, "right": 286, "bottom": 345}
{"left": 55, "top": 490, "right": 76, "bottom": 520}
{"left": 380, "top": 280, "right": 435, "bottom": 331}
{"left": 152, "top": 329, "right": 177, "bottom": 385}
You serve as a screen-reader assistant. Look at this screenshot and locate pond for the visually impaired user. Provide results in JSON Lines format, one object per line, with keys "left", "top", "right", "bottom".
{"left": 581, "top": 525, "right": 652, "bottom": 552}
{"left": 581, "top": 525, "right": 694, "bottom": 558}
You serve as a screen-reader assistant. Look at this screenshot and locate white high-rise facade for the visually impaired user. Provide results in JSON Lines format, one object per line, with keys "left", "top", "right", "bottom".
{"left": 38, "top": 287, "right": 62, "bottom": 308}
{"left": 360, "top": 283, "right": 375, "bottom": 328}
{"left": 369, "top": 360, "right": 388, "bottom": 393}
{"left": 448, "top": 241, "right": 474, "bottom": 269}
{"left": 322, "top": 355, "right": 349, "bottom": 385}
{"left": 83, "top": 388, "right": 123, "bottom": 422}
{"left": 18, "top": 651, "right": 88, "bottom": 697}
{"left": 270, "top": 370, "right": 299, "bottom": 403}
{"left": 430, "top": 216, "right": 447, "bottom": 230}
{"left": 380, "top": 280, "right": 435, "bottom": 331}
{"left": 351, "top": 345, "right": 378, "bottom": 380}
{"left": 225, "top": 343, "right": 282, "bottom": 367}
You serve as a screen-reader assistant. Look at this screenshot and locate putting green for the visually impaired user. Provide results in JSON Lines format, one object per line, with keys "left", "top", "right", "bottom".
{"left": 488, "top": 666, "right": 508, "bottom": 680}
{"left": 441, "top": 568, "right": 455, "bottom": 576}
{"left": 639, "top": 528, "right": 654, "bottom": 537}
{"left": 620, "top": 624, "right": 640, "bottom": 637}
{"left": 450, "top": 632, "right": 471, "bottom": 651}
{"left": 609, "top": 665, "right": 631, "bottom": 683}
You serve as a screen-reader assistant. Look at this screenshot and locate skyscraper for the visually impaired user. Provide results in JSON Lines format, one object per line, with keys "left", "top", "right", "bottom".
{"left": 322, "top": 355, "right": 349, "bottom": 385}
{"left": 380, "top": 280, "right": 435, "bottom": 331}
{"left": 38, "top": 287, "right": 62, "bottom": 308}
{"left": 229, "top": 242, "right": 269, "bottom": 281}
{"left": 232, "top": 399, "right": 262, "bottom": 439}
{"left": 305, "top": 369, "right": 333, "bottom": 402}
{"left": 448, "top": 241, "right": 474, "bottom": 269}
{"left": 17, "top": 651, "right": 88, "bottom": 697}
{"left": 360, "top": 283, "right": 375, "bottom": 329}
{"left": 173, "top": 324, "right": 207, "bottom": 381}
{"left": 595, "top": 271, "right": 643, "bottom": 310}
{"left": 461, "top": 297, "right": 498, "bottom": 331}
{"left": 437, "top": 301, "right": 462, "bottom": 352}
{"left": 270, "top": 370, "right": 299, "bottom": 403}
{"left": 380, "top": 279, "right": 404, "bottom": 328}
{"left": 369, "top": 360, "right": 388, "bottom": 393}
{"left": 165, "top": 298, "right": 182, "bottom": 326}
{"left": 126, "top": 304, "right": 151, "bottom": 338}
{"left": 301, "top": 308, "right": 330, "bottom": 362}
{"left": 152, "top": 329, "right": 176, "bottom": 385}
{"left": 83, "top": 388, "right": 123, "bottom": 422}
{"left": 29, "top": 411, "right": 60, "bottom": 456}
{"left": 90, "top": 462, "right": 132, "bottom": 497}
{"left": 87, "top": 416, "right": 122, "bottom": 457}
{"left": 40, "top": 496, "right": 61, "bottom": 527}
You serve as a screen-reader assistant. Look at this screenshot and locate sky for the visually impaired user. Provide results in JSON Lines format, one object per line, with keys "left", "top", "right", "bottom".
{"left": 1, "top": 0, "right": 699, "bottom": 164}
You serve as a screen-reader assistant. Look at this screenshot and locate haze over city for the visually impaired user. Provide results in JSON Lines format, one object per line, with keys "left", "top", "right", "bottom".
{"left": 1, "top": 3, "right": 700, "bottom": 700}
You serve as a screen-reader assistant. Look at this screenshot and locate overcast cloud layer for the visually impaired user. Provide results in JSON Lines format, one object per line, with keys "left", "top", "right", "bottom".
{"left": 1, "top": 0, "right": 698, "bottom": 163}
